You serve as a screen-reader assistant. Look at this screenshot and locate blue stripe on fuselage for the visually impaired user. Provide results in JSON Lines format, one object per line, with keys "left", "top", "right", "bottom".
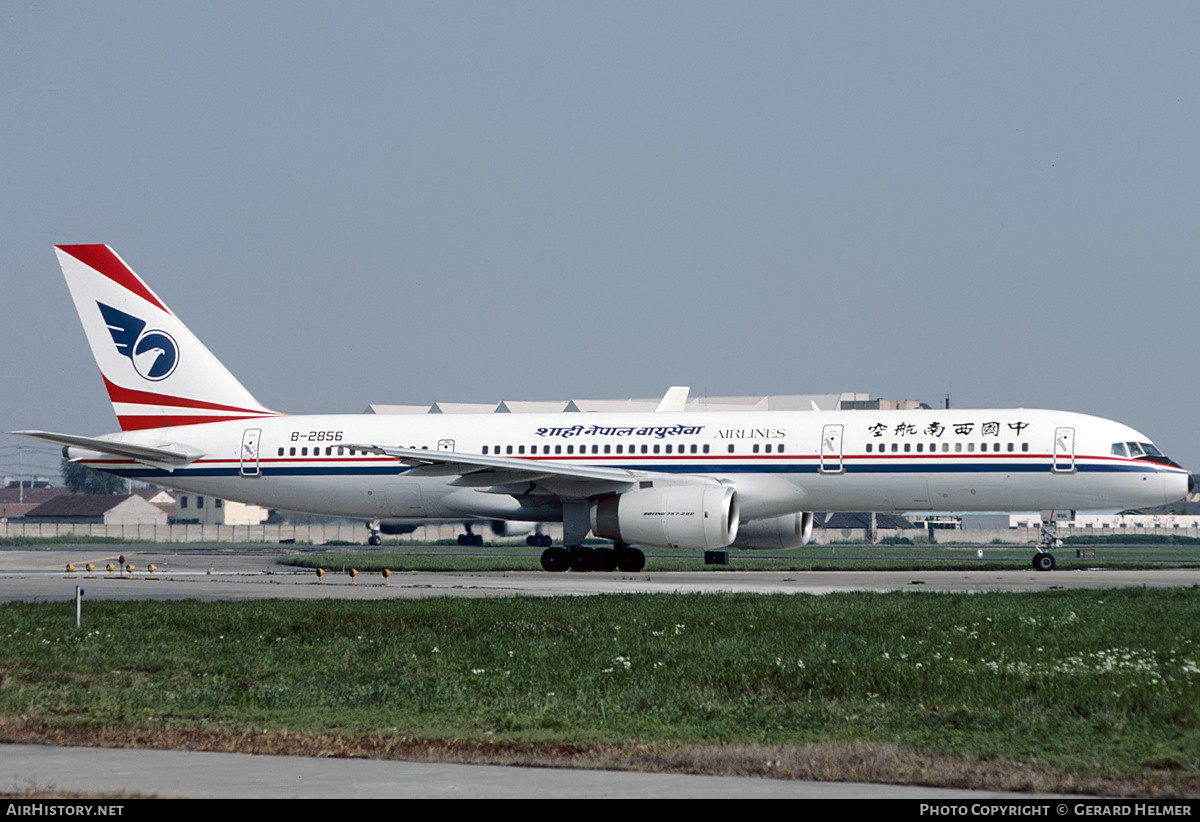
{"left": 93, "top": 458, "right": 1177, "bottom": 480}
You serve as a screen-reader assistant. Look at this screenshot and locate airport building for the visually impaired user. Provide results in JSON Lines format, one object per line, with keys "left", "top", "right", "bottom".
{"left": 366, "top": 391, "right": 930, "bottom": 415}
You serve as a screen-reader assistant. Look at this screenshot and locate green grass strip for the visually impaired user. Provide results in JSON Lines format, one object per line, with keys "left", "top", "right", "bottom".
{"left": 1, "top": 588, "right": 1197, "bottom": 791}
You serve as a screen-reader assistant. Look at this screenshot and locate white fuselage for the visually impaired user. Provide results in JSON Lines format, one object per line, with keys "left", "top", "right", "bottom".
{"left": 78, "top": 407, "right": 1189, "bottom": 525}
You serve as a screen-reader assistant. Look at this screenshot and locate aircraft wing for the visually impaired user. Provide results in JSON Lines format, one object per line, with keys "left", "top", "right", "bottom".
{"left": 348, "top": 443, "right": 699, "bottom": 498}
{"left": 10, "top": 430, "right": 204, "bottom": 470}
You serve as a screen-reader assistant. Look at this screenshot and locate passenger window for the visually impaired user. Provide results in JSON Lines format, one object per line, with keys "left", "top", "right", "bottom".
{"left": 277, "top": 447, "right": 284, "bottom": 456}
{"left": 728, "top": 444, "right": 735, "bottom": 453}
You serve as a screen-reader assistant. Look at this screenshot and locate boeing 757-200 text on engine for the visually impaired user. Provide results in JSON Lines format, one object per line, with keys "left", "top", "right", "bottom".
{"left": 12, "top": 245, "right": 1191, "bottom": 572}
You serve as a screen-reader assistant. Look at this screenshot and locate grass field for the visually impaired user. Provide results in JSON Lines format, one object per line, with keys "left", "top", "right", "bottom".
{"left": 1, "top": 588, "right": 1197, "bottom": 796}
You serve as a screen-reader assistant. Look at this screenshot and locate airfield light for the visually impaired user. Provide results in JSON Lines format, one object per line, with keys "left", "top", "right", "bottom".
{"left": 349, "top": 568, "right": 358, "bottom": 585}
{"left": 382, "top": 569, "right": 391, "bottom": 585}
{"left": 65, "top": 563, "right": 75, "bottom": 578}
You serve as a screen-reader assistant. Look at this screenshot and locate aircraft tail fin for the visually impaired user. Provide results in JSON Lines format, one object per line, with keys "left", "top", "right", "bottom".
{"left": 54, "top": 245, "right": 280, "bottom": 431}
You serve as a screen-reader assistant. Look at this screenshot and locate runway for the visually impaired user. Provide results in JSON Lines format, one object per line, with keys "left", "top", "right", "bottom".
{"left": 3, "top": 546, "right": 1199, "bottom": 604}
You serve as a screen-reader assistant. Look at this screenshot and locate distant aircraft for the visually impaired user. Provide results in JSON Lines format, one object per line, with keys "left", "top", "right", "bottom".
{"left": 13, "top": 245, "right": 1191, "bottom": 572}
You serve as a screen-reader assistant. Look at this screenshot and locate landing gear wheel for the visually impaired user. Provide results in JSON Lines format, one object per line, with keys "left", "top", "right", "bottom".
{"left": 569, "top": 546, "right": 595, "bottom": 573}
{"left": 616, "top": 547, "right": 646, "bottom": 572}
{"left": 368, "top": 534, "right": 382, "bottom": 546}
{"left": 593, "top": 547, "right": 617, "bottom": 572}
{"left": 1032, "top": 552, "right": 1056, "bottom": 572}
{"left": 540, "top": 546, "right": 570, "bottom": 572}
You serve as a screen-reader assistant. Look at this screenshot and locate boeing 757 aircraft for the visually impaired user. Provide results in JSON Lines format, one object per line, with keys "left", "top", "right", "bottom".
{"left": 13, "top": 245, "right": 1191, "bottom": 572}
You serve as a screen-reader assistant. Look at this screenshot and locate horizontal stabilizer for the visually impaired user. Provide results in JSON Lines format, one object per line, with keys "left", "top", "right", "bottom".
{"left": 10, "top": 430, "right": 204, "bottom": 469}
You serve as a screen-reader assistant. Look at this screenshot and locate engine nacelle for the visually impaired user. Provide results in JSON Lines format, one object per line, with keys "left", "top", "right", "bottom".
{"left": 590, "top": 484, "right": 738, "bottom": 550}
{"left": 488, "top": 520, "right": 534, "bottom": 538}
{"left": 379, "top": 520, "right": 419, "bottom": 535}
{"left": 730, "top": 512, "right": 814, "bottom": 550}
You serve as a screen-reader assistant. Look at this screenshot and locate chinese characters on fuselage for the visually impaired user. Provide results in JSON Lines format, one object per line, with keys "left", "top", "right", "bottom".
{"left": 867, "top": 421, "right": 1030, "bottom": 438}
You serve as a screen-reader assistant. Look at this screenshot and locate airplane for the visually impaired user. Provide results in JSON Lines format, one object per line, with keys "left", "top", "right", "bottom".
{"left": 12, "top": 245, "right": 1191, "bottom": 573}
{"left": 375, "top": 517, "right": 547, "bottom": 547}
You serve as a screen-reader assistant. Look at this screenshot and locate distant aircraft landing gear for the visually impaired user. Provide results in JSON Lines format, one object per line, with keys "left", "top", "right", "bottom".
{"left": 457, "top": 524, "right": 484, "bottom": 547}
{"left": 538, "top": 541, "right": 645, "bottom": 573}
{"left": 525, "top": 530, "right": 552, "bottom": 547}
{"left": 367, "top": 521, "right": 382, "bottom": 546}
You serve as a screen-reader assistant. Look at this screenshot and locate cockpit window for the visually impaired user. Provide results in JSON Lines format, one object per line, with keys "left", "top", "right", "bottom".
{"left": 1121, "top": 441, "right": 1166, "bottom": 459}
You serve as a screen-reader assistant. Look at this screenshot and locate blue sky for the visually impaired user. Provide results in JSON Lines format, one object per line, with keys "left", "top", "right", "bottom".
{"left": 3, "top": 2, "right": 1199, "bottom": 477}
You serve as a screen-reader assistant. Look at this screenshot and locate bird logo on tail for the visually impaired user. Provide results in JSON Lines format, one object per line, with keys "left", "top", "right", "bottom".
{"left": 98, "top": 302, "right": 180, "bottom": 382}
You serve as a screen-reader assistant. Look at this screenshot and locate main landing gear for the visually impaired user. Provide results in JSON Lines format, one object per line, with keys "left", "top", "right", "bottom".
{"left": 539, "top": 541, "right": 646, "bottom": 573}
{"left": 367, "top": 521, "right": 382, "bottom": 546}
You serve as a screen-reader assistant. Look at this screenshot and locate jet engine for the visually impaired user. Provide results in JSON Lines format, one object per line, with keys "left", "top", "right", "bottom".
{"left": 730, "top": 512, "right": 814, "bottom": 550}
{"left": 590, "top": 484, "right": 738, "bottom": 549}
{"left": 488, "top": 520, "right": 535, "bottom": 538}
